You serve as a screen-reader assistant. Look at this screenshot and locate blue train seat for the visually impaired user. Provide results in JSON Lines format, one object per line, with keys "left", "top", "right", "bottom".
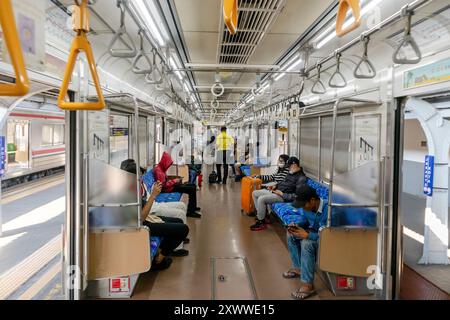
{"left": 150, "top": 236, "right": 162, "bottom": 260}
{"left": 270, "top": 178, "right": 376, "bottom": 227}
{"left": 241, "top": 165, "right": 251, "bottom": 177}
{"left": 141, "top": 170, "right": 183, "bottom": 202}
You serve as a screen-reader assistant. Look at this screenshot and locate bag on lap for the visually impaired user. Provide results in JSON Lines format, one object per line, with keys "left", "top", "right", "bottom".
{"left": 209, "top": 171, "right": 218, "bottom": 184}
{"left": 241, "top": 176, "right": 262, "bottom": 215}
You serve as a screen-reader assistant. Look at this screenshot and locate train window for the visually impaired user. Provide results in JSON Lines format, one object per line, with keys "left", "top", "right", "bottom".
{"left": 300, "top": 118, "right": 320, "bottom": 179}
{"left": 41, "top": 124, "right": 65, "bottom": 147}
{"left": 109, "top": 114, "right": 130, "bottom": 168}
{"left": 320, "top": 115, "right": 351, "bottom": 181}
{"left": 6, "top": 119, "right": 30, "bottom": 171}
{"left": 138, "top": 117, "right": 148, "bottom": 168}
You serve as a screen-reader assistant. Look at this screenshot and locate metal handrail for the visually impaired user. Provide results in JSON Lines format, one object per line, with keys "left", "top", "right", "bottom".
{"left": 392, "top": 4, "right": 422, "bottom": 65}
{"left": 326, "top": 98, "right": 383, "bottom": 227}
{"left": 132, "top": 29, "right": 153, "bottom": 74}
{"left": 57, "top": 0, "right": 105, "bottom": 111}
{"left": 304, "top": 0, "right": 430, "bottom": 76}
{"left": 311, "top": 63, "right": 326, "bottom": 94}
{"left": 89, "top": 203, "right": 140, "bottom": 208}
{"left": 354, "top": 34, "right": 377, "bottom": 79}
{"left": 328, "top": 52, "right": 347, "bottom": 88}
{"left": 108, "top": 0, "right": 138, "bottom": 58}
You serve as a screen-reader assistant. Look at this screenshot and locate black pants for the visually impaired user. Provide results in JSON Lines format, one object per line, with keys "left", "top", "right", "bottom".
{"left": 216, "top": 150, "right": 229, "bottom": 183}
{"left": 173, "top": 183, "right": 197, "bottom": 214}
{"left": 144, "top": 216, "right": 189, "bottom": 256}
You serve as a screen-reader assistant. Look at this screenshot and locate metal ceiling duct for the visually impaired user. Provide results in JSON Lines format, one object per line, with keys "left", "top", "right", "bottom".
{"left": 217, "top": 0, "right": 286, "bottom": 64}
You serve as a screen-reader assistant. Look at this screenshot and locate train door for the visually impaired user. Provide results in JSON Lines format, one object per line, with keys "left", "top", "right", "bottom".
{"left": 393, "top": 97, "right": 450, "bottom": 299}
{"left": 138, "top": 117, "right": 148, "bottom": 168}
{"left": 6, "top": 119, "right": 30, "bottom": 173}
{"left": 148, "top": 117, "right": 156, "bottom": 167}
{"left": 289, "top": 119, "right": 299, "bottom": 158}
{"left": 155, "top": 117, "right": 163, "bottom": 164}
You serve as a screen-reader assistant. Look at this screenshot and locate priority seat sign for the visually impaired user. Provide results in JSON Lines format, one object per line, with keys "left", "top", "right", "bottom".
{"left": 423, "top": 155, "right": 434, "bottom": 197}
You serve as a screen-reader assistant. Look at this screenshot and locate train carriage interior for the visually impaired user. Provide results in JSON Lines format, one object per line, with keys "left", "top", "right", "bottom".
{"left": 0, "top": 0, "right": 449, "bottom": 304}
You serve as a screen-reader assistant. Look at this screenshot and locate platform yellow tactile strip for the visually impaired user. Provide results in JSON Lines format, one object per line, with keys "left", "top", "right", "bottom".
{"left": 0, "top": 234, "right": 61, "bottom": 300}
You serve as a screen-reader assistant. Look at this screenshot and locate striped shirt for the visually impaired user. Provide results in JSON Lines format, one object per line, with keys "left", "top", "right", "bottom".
{"left": 259, "top": 167, "right": 289, "bottom": 184}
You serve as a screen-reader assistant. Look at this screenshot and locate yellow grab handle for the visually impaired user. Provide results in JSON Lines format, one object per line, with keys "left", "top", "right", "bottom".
{"left": 57, "top": 33, "right": 105, "bottom": 110}
{"left": 336, "top": 0, "right": 361, "bottom": 37}
{"left": 58, "top": 0, "right": 105, "bottom": 111}
{"left": 0, "top": 0, "right": 30, "bottom": 96}
{"left": 223, "top": 0, "right": 238, "bottom": 35}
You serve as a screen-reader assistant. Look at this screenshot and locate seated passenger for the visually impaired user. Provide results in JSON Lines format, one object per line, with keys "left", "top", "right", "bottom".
{"left": 253, "top": 154, "right": 289, "bottom": 188}
{"left": 154, "top": 152, "right": 201, "bottom": 218}
{"left": 188, "top": 155, "right": 202, "bottom": 186}
{"left": 285, "top": 185, "right": 328, "bottom": 300}
{"left": 121, "top": 161, "right": 190, "bottom": 270}
{"left": 249, "top": 157, "right": 307, "bottom": 231}
{"left": 121, "top": 159, "right": 189, "bottom": 224}
{"left": 234, "top": 143, "right": 251, "bottom": 181}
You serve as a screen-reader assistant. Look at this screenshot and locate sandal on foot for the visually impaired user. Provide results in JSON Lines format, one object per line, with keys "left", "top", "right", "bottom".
{"left": 291, "top": 287, "right": 316, "bottom": 300}
{"left": 283, "top": 269, "right": 301, "bottom": 279}
{"left": 168, "top": 249, "right": 189, "bottom": 257}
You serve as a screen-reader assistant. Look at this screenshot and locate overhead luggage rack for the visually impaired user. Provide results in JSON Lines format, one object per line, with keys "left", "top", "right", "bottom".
{"left": 87, "top": 93, "right": 170, "bottom": 118}
{"left": 299, "top": 98, "right": 381, "bottom": 118}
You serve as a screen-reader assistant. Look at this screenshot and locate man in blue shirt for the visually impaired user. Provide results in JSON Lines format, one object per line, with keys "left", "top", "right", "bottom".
{"left": 284, "top": 184, "right": 328, "bottom": 300}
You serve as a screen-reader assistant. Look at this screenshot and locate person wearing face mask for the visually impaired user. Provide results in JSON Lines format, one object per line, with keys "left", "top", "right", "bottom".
{"left": 253, "top": 154, "right": 290, "bottom": 189}
{"left": 250, "top": 157, "right": 307, "bottom": 231}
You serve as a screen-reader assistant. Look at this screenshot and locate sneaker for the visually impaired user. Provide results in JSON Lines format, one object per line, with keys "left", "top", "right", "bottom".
{"left": 187, "top": 211, "right": 202, "bottom": 218}
{"left": 183, "top": 238, "right": 190, "bottom": 244}
{"left": 250, "top": 219, "right": 267, "bottom": 231}
{"left": 195, "top": 207, "right": 201, "bottom": 211}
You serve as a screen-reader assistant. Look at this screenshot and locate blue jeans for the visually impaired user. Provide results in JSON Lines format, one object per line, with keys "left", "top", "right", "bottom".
{"left": 189, "top": 170, "right": 198, "bottom": 185}
{"left": 287, "top": 234, "right": 318, "bottom": 284}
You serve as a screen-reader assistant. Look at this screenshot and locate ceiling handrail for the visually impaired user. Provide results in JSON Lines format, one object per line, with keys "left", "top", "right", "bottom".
{"left": 354, "top": 34, "right": 377, "bottom": 79}
{"left": 0, "top": 0, "right": 30, "bottom": 96}
{"left": 311, "top": 63, "right": 327, "bottom": 94}
{"left": 57, "top": 0, "right": 105, "bottom": 110}
{"left": 132, "top": 29, "right": 153, "bottom": 74}
{"left": 223, "top": 0, "right": 239, "bottom": 35}
{"left": 392, "top": 5, "right": 422, "bottom": 65}
{"left": 328, "top": 52, "right": 347, "bottom": 88}
{"left": 145, "top": 49, "right": 164, "bottom": 85}
{"left": 336, "top": 0, "right": 361, "bottom": 37}
{"left": 108, "top": 0, "right": 138, "bottom": 58}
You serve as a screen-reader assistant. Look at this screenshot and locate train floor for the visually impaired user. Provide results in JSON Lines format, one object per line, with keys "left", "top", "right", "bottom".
{"left": 132, "top": 180, "right": 370, "bottom": 300}
{"left": 401, "top": 193, "right": 450, "bottom": 294}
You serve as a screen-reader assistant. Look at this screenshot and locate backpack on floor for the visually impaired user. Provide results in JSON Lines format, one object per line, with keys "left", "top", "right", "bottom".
{"left": 209, "top": 171, "right": 218, "bottom": 184}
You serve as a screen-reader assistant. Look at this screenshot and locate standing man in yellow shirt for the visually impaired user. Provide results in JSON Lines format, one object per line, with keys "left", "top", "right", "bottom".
{"left": 216, "top": 126, "right": 235, "bottom": 184}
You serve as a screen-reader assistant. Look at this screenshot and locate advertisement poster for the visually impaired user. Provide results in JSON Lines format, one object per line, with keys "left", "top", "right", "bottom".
{"left": 353, "top": 115, "right": 380, "bottom": 168}
{"left": 1, "top": 0, "right": 46, "bottom": 72}
{"left": 88, "top": 110, "right": 109, "bottom": 163}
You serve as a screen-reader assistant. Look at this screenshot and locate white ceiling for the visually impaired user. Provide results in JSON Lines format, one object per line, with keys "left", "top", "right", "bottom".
{"left": 173, "top": 0, "right": 334, "bottom": 115}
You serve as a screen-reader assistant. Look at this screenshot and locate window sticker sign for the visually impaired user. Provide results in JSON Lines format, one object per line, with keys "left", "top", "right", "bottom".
{"left": 423, "top": 155, "right": 434, "bottom": 197}
{"left": 0, "top": 136, "right": 6, "bottom": 177}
